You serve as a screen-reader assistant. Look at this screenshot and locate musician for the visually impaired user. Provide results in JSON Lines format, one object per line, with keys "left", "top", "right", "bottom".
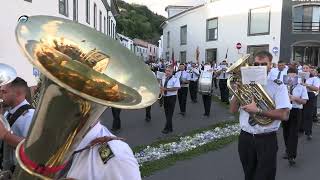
{"left": 216, "top": 60, "right": 229, "bottom": 104}
{"left": 175, "top": 64, "right": 191, "bottom": 116}
{"left": 268, "top": 60, "right": 287, "bottom": 84}
{"left": 0, "top": 77, "right": 35, "bottom": 172}
{"left": 145, "top": 71, "right": 157, "bottom": 122}
{"left": 301, "top": 65, "right": 320, "bottom": 140}
{"left": 111, "top": 107, "right": 122, "bottom": 132}
{"left": 311, "top": 68, "right": 319, "bottom": 123}
{"left": 189, "top": 63, "right": 200, "bottom": 103}
{"left": 201, "top": 69, "right": 214, "bottom": 117}
{"left": 230, "top": 51, "right": 291, "bottom": 180}
{"left": 282, "top": 68, "right": 308, "bottom": 166}
{"left": 65, "top": 121, "right": 141, "bottom": 180}
{"left": 161, "top": 66, "right": 180, "bottom": 134}
{"left": 212, "top": 61, "right": 218, "bottom": 89}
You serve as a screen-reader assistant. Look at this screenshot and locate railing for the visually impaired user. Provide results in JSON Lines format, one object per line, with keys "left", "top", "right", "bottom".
{"left": 293, "top": 21, "right": 320, "bottom": 32}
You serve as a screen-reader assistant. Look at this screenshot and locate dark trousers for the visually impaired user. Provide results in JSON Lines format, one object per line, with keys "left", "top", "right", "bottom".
{"left": 213, "top": 77, "right": 218, "bottom": 89}
{"left": 146, "top": 106, "right": 151, "bottom": 119}
{"left": 163, "top": 95, "right": 176, "bottom": 131}
{"left": 189, "top": 81, "right": 198, "bottom": 102}
{"left": 111, "top": 108, "right": 121, "bottom": 129}
{"left": 178, "top": 87, "right": 188, "bottom": 113}
{"left": 219, "top": 79, "right": 229, "bottom": 102}
{"left": 238, "top": 130, "right": 278, "bottom": 180}
{"left": 283, "top": 108, "right": 301, "bottom": 159}
{"left": 303, "top": 92, "right": 316, "bottom": 135}
{"left": 313, "top": 95, "right": 318, "bottom": 122}
{"left": 202, "top": 94, "right": 212, "bottom": 115}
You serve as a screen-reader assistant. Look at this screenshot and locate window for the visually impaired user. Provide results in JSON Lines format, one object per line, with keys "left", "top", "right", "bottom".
{"left": 248, "top": 6, "right": 271, "bottom": 35}
{"left": 73, "top": 0, "right": 78, "bottom": 22}
{"left": 59, "top": 0, "right": 68, "bottom": 16}
{"left": 165, "top": 52, "right": 170, "bottom": 61}
{"left": 207, "top": 18, "right": 218, "bottom": 41}
{"left": 180, "top": 25, "right": 187, "bottom": 45}
{"left": 293, "top": 5, "right": 320, "bottom": 32}
{"left": 86, "top": 0, "right": 90, "bottom": 23}
{"left": 180, "top": 51, "right": 187, "bottom": 63}
{"left": 24, "top": 0, "right": 32, "bottom": 2}
{"left": 99, "top": 11, "right": 102, "bottom": 32}
{"left": 104, "top": 16, "right": 106, "bottom": 34}
{"left": 206, "top": 49, "right": 217, "bottom": 63}
{"left": 93, "top": 3, "right": 97, "bottom": 29}
{"left": 247, "top": 44, "right": 269, "bottom": 62}
{"left": 167, "top": 31, "right": 170, "bottom": 48}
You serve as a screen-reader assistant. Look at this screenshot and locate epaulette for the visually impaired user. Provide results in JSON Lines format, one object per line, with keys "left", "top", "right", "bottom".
{"left": 98, "top": 142, "right": 115, "bottom": 164}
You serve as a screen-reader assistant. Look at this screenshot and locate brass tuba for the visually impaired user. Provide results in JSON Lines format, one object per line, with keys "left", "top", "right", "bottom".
{"left": 14, "top": 15, "right": 159, "bottom": 179}
{"left": 226, "top": 54, "right": 275, "bottom": 126}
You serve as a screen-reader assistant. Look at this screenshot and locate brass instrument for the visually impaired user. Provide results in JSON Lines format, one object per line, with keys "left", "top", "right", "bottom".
{"left": 14, "top": 15, "right": 159, "bottom": 179}
{"left": 226, "top": 54, "right": 275, "bottom": 126}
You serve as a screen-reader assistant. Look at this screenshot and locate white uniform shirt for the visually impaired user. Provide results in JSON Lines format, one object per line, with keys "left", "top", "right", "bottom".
{"left": 175, "top": 70, "right": 191, "bottom": 87}
{"left": 216, "top": 65, "right": 229, "bottom": 79}
{"left": 268, "top": 68, "right": 287, "bottom": 82}
{"left": 162, "top": 75, "right": 180, "bottom": 96}
{"left": 3, "top": 99, "right": 34, "bottom": 169}
{"left": 291, "top": 84, "right": 309, "bottom": 109}
{"left": 305, "top": 76, "right": 320, "bottom": 92}
{"left": 239, "top": 80, "right": 292, "bottom": 134}
{"left": 190, "top": 68, "right": 200, "bottom": 81}
{"left": 67, "top": 122, "right": 141, "bottom": 180}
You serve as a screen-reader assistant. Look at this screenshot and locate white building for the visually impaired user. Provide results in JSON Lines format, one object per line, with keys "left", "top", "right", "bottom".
{"left": 133, "top": 39, "right": 148, "bottom": 62}
{"left": 147, "top": 43, "right": 158, "bottom": 62}
{"left": 0, "top": 0, "right": 119, "bottom": 86}
{"left": 162, "top": 0, "right": 283, "bottom": 64}
{"left": 117, "top": 33, "right": 134, "bottom": 52}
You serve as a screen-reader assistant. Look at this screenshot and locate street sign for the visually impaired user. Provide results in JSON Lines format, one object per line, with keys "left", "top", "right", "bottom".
{"left": 272, "top": 47, "right": 279, "bottom": 54}
{"left": 236, "top": 43, "right": 242, "bottom": 50}
{"left": 33, "top": 68, "right": 40, "bottom": 77}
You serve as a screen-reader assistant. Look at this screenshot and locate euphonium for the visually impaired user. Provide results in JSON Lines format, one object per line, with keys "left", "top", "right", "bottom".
{"left": 14, "top": 15, "right": 159, "bottom": 179}
{"left": 226, "top": 54, "right": 275, "bottom": 126}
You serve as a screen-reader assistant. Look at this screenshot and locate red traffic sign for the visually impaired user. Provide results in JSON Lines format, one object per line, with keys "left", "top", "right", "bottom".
{"left": 236, "top": 43, "right": 242, "bottom": 50}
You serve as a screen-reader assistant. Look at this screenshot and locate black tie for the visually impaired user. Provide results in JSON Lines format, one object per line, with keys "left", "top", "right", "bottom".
{"left": 277, "top": 71, "right": 282, "bottom": 80}
{"left": 6, "top": 113, "right": 12, "bottom": 121}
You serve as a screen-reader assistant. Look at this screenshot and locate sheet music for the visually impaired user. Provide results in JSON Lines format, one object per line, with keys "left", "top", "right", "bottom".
{"left": 241, "top": 66, "right": 267, "bottom": 85}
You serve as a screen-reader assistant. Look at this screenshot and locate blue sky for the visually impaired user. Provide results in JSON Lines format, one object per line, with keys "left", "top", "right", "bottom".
{"left": 123, "top": 0, "right": 205, "bottom": 17}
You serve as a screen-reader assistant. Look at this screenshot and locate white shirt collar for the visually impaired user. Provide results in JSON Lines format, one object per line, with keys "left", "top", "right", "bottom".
{"left": 9, "top": 99, "right": 29, "bottom": 114}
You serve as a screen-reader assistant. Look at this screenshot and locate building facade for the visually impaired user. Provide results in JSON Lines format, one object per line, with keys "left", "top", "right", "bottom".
{"left": 280, "top": 0, "right": 320, "bottom": 66}
{"left": 162, "top": 0, "right": 283, "bottom": 64}
{"left": 118, "top": 33, "right": 134, "bottom": 52}
{"left": 147, "top": 43, "right": 158, "bottom": 62}
{"left": 133, "top": 39, "right": 148, "bottom": 61}
{"left": 158, "top": 35, "right": 164, "bottom": 59}
{"left": 1, "top": 0, "right": 119, "bottom": 86}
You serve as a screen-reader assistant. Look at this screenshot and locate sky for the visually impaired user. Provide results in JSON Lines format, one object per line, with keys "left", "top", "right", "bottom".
{"left": 122, "top": 0, "right": 206, "bottom": 17}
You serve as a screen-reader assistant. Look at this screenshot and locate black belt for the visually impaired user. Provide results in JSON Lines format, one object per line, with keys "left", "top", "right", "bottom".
{"left": 241, "top": 130, "right": 276, "bottom": 137}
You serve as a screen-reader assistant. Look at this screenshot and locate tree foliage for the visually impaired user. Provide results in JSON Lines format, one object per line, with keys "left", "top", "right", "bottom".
{"left": 116, "top": 0, "right": 166, "bottom": 44}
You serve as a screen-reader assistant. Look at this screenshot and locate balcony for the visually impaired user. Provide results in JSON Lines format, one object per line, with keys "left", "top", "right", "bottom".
{"left": 293, "top": 21, "right": 320, "bottom": 33}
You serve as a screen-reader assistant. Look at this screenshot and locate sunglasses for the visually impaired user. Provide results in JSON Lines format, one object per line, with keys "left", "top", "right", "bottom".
{"left": 253, "top": 62, "right": 268, "bottom": 66}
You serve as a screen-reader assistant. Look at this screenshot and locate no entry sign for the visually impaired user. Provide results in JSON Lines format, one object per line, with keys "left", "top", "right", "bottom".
{"left": 236, "top": 43, "right": 242, "bottom": 50}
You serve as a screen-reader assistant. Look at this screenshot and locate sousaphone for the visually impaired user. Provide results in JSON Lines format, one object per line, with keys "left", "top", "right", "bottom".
{"left": 14, "top": 15, "right": 159, "bottom": 179}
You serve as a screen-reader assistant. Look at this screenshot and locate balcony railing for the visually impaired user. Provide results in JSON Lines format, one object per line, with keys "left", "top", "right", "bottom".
{"left": 293, "top": 21, "right": 320, "bottom": 32}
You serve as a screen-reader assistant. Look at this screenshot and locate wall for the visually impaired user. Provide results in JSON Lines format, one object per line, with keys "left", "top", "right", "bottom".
{"left": 162, "top": 0, "right": 283, "bottom": 64}
{"left": 0, "top": 0, "right": 117, "bottom": 86}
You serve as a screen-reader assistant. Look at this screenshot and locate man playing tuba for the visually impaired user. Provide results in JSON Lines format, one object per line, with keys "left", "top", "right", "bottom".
{"left": 230, "top": 51, "right": 291, "bottom": 180}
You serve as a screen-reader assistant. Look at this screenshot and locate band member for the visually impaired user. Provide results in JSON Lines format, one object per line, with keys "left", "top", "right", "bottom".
{"left": 189, "top": 63, "right": 200, "bottom": 103}
{"left": 282, "top": 68, "right": 308, "bottom": 166}
{"left": 0, "top": 77, "right": 35, "bottom": 172}
{"left": 301, "top": 65, "right": 320, "bottom": 140}
{"left": 216, "top": 60, "right": 229, "bottom": 103}
{"left": 111, "top": 107, "right": 122, "bottom": 132}
{"left": 212, "top": 61, "right": 218, "bottom": 89}
{"left": 175, "top": 64, "right": 191, "bottom": 116}
{"left": 230, "top": 51, "right": 291, "bottom": 180}
{"left": 201, "top": 70, "right": 214, "bottom": 117}
{"left": 65, "top": 121, "right": 141, "bottom": 180}
{"left": 161, "top": 66, "right": 180, "bottom": 134}
{"left": 268, "top": 60, "right": 287, "bottom": 84}
{"left": 311, "top": 69, "right": 319, "bottom": 122}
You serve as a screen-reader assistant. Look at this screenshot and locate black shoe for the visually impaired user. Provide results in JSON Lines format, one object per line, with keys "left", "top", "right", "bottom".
{"left": 288, "top": 158, "right": 296, "bottom": 166}
{"left": 203, "top": 113, "right": 210, "bottom": 118}
{"left": 111, "top": 128, "right": 121, "bottom": 133}
{"left": 161, "top": 129, "right": 171, "bottom": 134}
{"left": 179, "top": 112, "right": 186, "bottom": 116}
{"left": 307, "top": 135, "right": 312, "bottom": 140}
{"left": 145, "top": 117, "right": 151, "bottom": 122}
